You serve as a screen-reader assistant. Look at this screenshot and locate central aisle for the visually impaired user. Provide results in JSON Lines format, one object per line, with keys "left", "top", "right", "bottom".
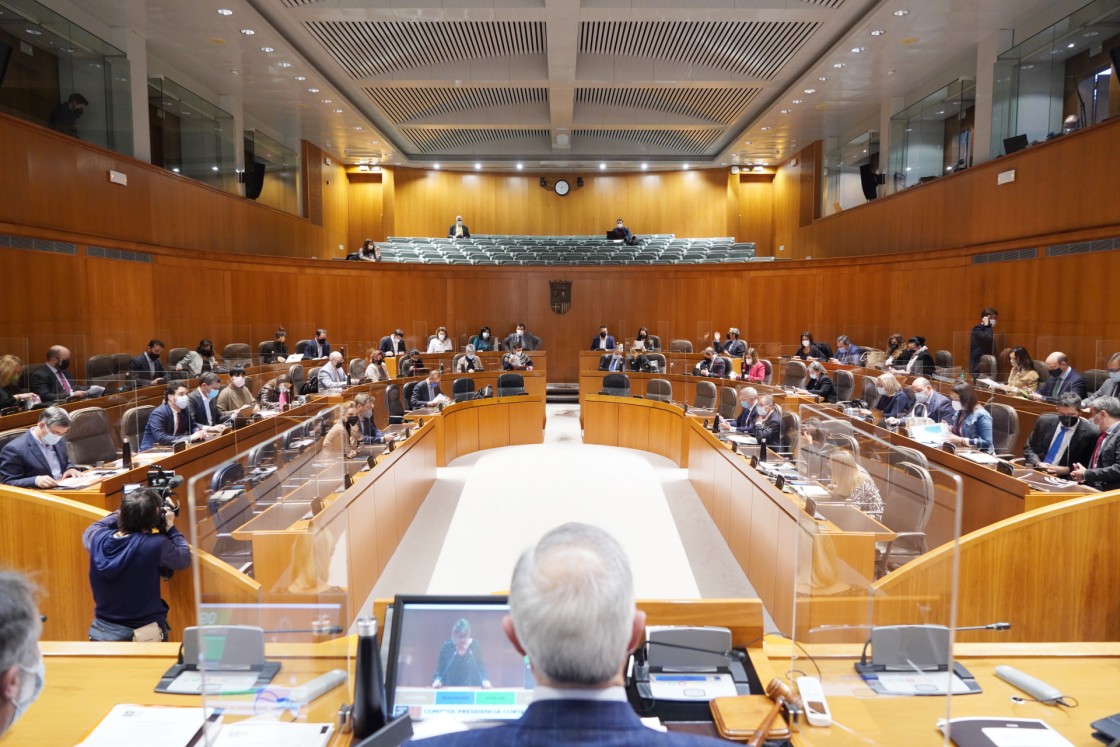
{"left": 426, "top": 443, "right": 700, "bottom": 598}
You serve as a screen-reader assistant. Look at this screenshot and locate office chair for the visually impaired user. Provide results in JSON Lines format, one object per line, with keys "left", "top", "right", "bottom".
{"left": 884, "top": 443, "right": 928, "bottom": 470}
{"left": 934, "top": 350, "right": 953, "bottom": 370}
{"left": 718, "top": 387, "right": 738, "bottom": 419}
{"left": 776, "top": 410, "right": 800, "bottom": 458}
{"left": 783, "top": 360, "right": 807, "bottom": 388}
{"left": 119, "top": 405, "right": 155, "bottom": 452}
{"left": 452, "top": 377, "right": 476, "bottom": 402}
{"left": 296, "top": 339, "right": 312, "bottom": 357}
{"left": 646, "top": 334, "right": 662, "bottom": 351}
{"left": 287, "top": 364, "right": 305, "bottom": 393}
{"left": 760, "top": 359, "right": 773, "bottom": 385}
{"left": 1083, "top": 369, "right": 1108, "bottom": 395}
{"left": 0, "top": 429, "right": 29, "bottom": 453}
{"left": 600, "top": 373, "right": 630, "bottom": 397}
{"left": 385, "top": 385, "right": 405, "bottom": 424}
{"left": 692, "top": 381, "right": 716, "bottom": 409}
{"left": 86, "top": 354, "right": 117, "bottom": 383}
{"left": 986, "top": 402, "right": 1019, "bottom": 458}
{"left": 978, "top": 354, "right": 997, "bottom": 380}
{"left": 860, "top": 375, "right": 879, "bottom": 405}
{"left": 112, "top": 354, "right": 132, "bottom": 375}
{"left": 669, "top": 339, "right": 693, "bottom": 353}
{"left": 646, "top": 378, "right": 672, "bottom": 403}
{"left": 223, "top": 343, "right": 252, "bottom": 369}
{"left": 257, "top": 341, "right": 272, "bottom": 361}
{"left": 167, "top": 348, "right": 189, "bottom": 369}
{"left": 833, "top": 369, "right": 855, "bottom": 402}
{"left": 307, "top": 367, "right": 322, "bottom": 391}
{"left": 208, "top": 462, "right": 246, "bottom": 497}
{"left": 402, "top": 381, "right": 419, "bottom": 409}
{"left": 66, "top": 407, "right": 120, "bottom": 466}
{"left": 349, "top": 358, "right": 366, "bottom": 379}
{"left": 497, "top": 373, "right": 526, "bottom": 396}
{"left": 876, "top": 461, "right": 935, "bottom": 577}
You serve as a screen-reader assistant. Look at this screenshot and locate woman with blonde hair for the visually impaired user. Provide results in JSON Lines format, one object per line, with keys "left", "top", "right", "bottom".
{"left": 323, "top": 401, "right": 361, "bottom": 459}
{"left": 0, "top": 355, "right": 37, "bottom": 410}
{"left": 872, "top": 371, "right": 912, "bottom": 420}
{"left": 826, "top": 449, "right": 884, "bottom": 520}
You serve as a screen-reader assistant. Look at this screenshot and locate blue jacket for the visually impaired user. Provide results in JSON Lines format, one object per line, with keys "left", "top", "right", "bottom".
{"left": 952, "top": 406, "right": 995, "bottom": 453}
{"left": 908, "top": 391, "right": 955, "bottom": 424}
{"left": 405, "top": 698, "right": 724, "bottom": 747}
{"left": 128, "top": 352, "right": 166, "bottom": 383}
{"left": 591, "top": 334, "right": 616, "bottom": 351}
{"left": 875, "top": 390, "right": 913, "bottom": 420}
{"left": 82, "top": 513, "right": 190, "bottom": 629}
{"left": 0, "top": 430, "right": 74, "bottom": 488}
{"left": 140, "top": 402, "right": 198, "bottom": 451}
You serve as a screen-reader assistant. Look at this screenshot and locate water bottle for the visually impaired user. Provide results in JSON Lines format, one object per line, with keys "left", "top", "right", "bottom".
{"left": 759, "top": 437, "right": 768, "bottom": 462}
{"left": 352, "top": 616, "right": 387, "bottom": 739}
{"left": 121, "top": 439, "right": 132, "bottom": 469}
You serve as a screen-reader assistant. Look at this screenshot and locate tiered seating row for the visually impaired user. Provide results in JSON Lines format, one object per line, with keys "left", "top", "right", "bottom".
{"left": 374, "top": 235, "right": 765, "bottom": 265}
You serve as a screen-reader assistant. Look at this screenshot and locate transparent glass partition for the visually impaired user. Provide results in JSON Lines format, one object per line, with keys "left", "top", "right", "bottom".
{"left": 888, "top": 79, "right": 976, "bottom": 193}
{"left": 186, "top": 405, "right": 357, "bottom": 731}
{"left": 0, "top": 0, "right": 132, "bottom": 154}
{"left": 149, "top": 76, "right": 236, "bottom": 191}
{"left": 789, "top": 404, "right": 963, "bottom": 744}
{"left": 821, "top": 131, "right": 879, "bottom": 216}
{"left": 992, "top": 0, "right": 1120, "bottom": 155}
{"left": 244, "top": 129, "right": 301, "bottom": 216}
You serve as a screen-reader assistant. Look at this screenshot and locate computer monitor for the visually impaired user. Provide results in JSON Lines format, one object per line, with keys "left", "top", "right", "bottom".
{"left": 1003, "top": 134, "right": 1029, "bottom": 155}
{"left": 384, "top": 595, "right": 535, "bottom": 722}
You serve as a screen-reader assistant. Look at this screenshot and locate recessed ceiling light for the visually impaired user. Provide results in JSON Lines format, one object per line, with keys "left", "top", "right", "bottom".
{"left": 682, "top": 163, "right": 690, "bottom": 170}
{"left": 744, "top": 141, "right": 752, "bottom": 145}
{"left": 172, "top": 167, "right": 181, "bottom": 173}
{"left": 516, "top": 163, "right": 523, "bottom": 170}
{"left": 230, "top": 69, "right": 239, "bottom": 75}
{"left": 937, "top": 110, "right": 944, "bottom": 115}
{"left": 833, "top": 62, "right": 846, "bottom": 68}
{"left": 893, "top": 9, "right": 909, "bottom": 16}
{"left": 641, "top": 163, "right": 648, "bottom": 170}
{"left": 260, "top": 46, "right": 274, "bottom": 53}
{"left": 803, "top": 88, "right": 816, "bottom": 94}
{"left": 1067, "top": 42, "right": 1076, "bottom": 48}
{"left": 211, "top": 166, "right": 219, "bottom": 172}
{"left": 852, "top": 46, "right": 866, "bottom": 53}
{"left": 761, "top": 126, "right": 771, "bottom": 131}
{"left": 870, "top": 29, "right": 885, "bottom": 36}
{"left": 818, "top": 76, "right": 828, "bottom": 82}
{"left": 278, "top": 62, "right": 291, "bottom": 68}
{"left": 240, "top": 29, "right": 255, "bottom": 35}
{"left": 474, "top": 163, "right": 481, "bottom": 170}
{"left": 333, "top": 109, "right": 343, "bottom": 114}
{"left": 294, "top": 75, "right": 306, "bottom": 81}
{"left": 354, "top": 126, "right": 363, "bottom": 131}
{"left": 599, "top": 163, "right": 606, "bottom": 170}
{"left": 25, "top": 28, "right": 42, "bottom": 35}
{"left": 792, "top": 99, "right": 803, "bottom": 104}
{"left": 1084, "top": 31, "right": 1099, "bottom": 37}
{"left": 321, "top": 99, "right": 332, "bottom": 104}
{"left": 308, "top": 88, "right": 319, "bottom": 93}
{"left": 780, "top": 109, "right": 790, "bottom": 114}
{"left": 433, "top": 163, "right": 440, "bottom": 169}
{"left": 217, "top": 8, "right": 233, "bottom": 15}
{"left": 887, "top": 69, "right": 896, "bottom": 76}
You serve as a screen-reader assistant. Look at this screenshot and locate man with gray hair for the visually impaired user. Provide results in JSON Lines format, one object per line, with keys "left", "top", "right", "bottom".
{"left": 413, "top": 523, "right": 722, "bottom": 746}
{"left": 317, "top": 351, "right": 349, "bottom": 392}
{"left": 1083, "top": 352, "right": 1120, "bottom": 408}
{"left": 0, "top": 570, "right": 44, "bottom": 737}
{"left": 1071, "top": 396, "right": 1120, "bottom": 491}
{"left": 0, "top": 407, "right": 82, "bottom": 489}
{"left": 455, "top": 344, "right": 484, "bottom": 373}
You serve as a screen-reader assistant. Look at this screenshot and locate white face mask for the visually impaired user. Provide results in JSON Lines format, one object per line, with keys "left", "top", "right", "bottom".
{"left": 466, "top": 353, "right": 474, "bottom": 360}
{"left": 173, "top": 395, "right": 189, "bottom": 409}
{"left": 810, "top": 373, "right": 819, "bottom": 380}
{"left": 801, "top": 340, "right": 810, "bottom": 347}
{"left": 42, "top": 429, "right": 63, "bottom": 446}
{"left": 9, "top": 654, "right": 45, "bottom": 729}
{"left": 438, "top": 333, "right": 446, "bottom": 341}
{"left": 951, "top": 400, "right": 963, "bottom": 412}
{"left": 231, "top": 377, "right": 245, "bottom": 388}
{"left": 876, "top": 386, "right": 887, "bottom": 397}
{"left": 482, "top": 332, "right": 489, "bottom": 339}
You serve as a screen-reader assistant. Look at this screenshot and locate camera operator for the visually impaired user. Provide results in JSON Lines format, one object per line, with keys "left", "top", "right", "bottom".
{"left": 82, "top": 487, "right": 190, "bottom": 641}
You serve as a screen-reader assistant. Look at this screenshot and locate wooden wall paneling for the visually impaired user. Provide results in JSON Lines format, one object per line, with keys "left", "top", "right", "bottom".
{"left": 454, "top": 407, "right": 480, "bottom": 458}
{"left": 737, "top": 175, "right": 774, "bottom": 254}
{"left": 346, "top": 173, "right": 384, "bottom": 246}
{"left": 372, "top": 470, "right": 399, "bottom": 575}
{"left": 478, "top": 403, "right": 511, "bottom": 451}
{"left": 711, "top": 457, "right": 731, "bottom": 535}
{"left": 345, "top": 483, "right": 381, "bottom": 610}
{"left": 617, "top": 403, "right": 649, "bottom": 452}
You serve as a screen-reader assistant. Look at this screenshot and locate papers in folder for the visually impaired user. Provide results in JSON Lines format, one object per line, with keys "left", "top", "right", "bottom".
{"left": 791, "top": 483, "right": 830, "bottom": 500}
{"left": 724, "top": 434, "right": 757, "bottom": 446}
{"left": 77, "top": 705, "right": 217, "bottom": 747}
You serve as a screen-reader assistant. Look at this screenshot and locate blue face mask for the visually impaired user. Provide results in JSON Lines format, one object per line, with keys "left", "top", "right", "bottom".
{"left": 207, "top": 389, "right": 219, "bottom": 400}
{"left": 1110, "top": 371, "right": 1120, "bottom": 383}
{"left": 9, "top": 654, "right": 45, "bottom": 729}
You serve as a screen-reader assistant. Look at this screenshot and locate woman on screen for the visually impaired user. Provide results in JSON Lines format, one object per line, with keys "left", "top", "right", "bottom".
{"left": 432, "top": 618, "right": 491, "bottom": 688}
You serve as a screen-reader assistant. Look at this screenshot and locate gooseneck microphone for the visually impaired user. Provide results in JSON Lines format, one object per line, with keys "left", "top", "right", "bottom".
{"left": 642, "top": 637, "right": 747, "bottom": 662}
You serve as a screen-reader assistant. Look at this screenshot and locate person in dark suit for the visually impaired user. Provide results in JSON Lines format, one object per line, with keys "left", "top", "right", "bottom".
{"left": 721, "top": 328, "right": 747, "bottom": 358}
{"left": 300, "top": 329, "right": 331, "bottom": 360}
{"left": 502, "top": 323, "right": 541, "bottom": 352}
{"left": 968, "top": 307, "right": 998, "bottom": 375}
{"left": 722, "top": 387, "right": 759, "bottom": 433}
{"left": 608, "top": 218, "right": 632, "bottom": 242}
{"left": 187, "top": 372, "right": 226, "bottom": 432}
{"left": 598, "top": 345, "right": 627, "bottom": 372}
{"left": 1024, "top": 394, "right": 1099, "bottom": 476}
{"left": 29, "top": 345, "right": 89, "bottom": 402}
{"left": 352, "top": 393, "right": 397, "bottom": 446}
{"left": 830, "top": 335, "right": 863, "bottom": 366}
{"left": 0, "top": 407, "right": 83, "bottom": 489}
{"left": 261, "top": 329, "right": 289, "bottom": 364}
{"left": 1083, "top": 352, "right": 1120, "bottom": 408}
{"left": 379, "top": 329, "right": 407, "bottom": 358}
{"left": 410, "top": 371, "right": 445, "bottom": 409}
{"left": 805, "top": 362, "right": 837, "bottom": 403}
{"left": 904, "top": 377, "right": 956, "bottom": 424}
{"left": 1071, "top": 396, "right": 1120, "bottom": 491}
{"left": 1033, "top": 352, "right": 1087, "bottom": 402}
{"left": 448, "top": 215, "right": 470, "bottom": 239}
{"left": 591, "top": 325, "right": 616, "bottom": 351}
{"left": 794, "top": 331, "right": 827, "bottom": 362}
{"left": 140, "top": 383, "right": 205, "bottom": 451}
{"left": 746, "top": 395, "right": 786, "bottom": 447}
{"left": 129, "top": 339, "right": 167, "bottom": 385}
{"left": 410, "top": 522, "right": 724, "bottom": 747}
{"left": 694, "top": 347, "right": 727, "bottom": 378}
{"left": 398, "top": 349, "right": 425, "bottom": 378}
{"left": 899, "top": 336, "right": 935, "bottom": 377}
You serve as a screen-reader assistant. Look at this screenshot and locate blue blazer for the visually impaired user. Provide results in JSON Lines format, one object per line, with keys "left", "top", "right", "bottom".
{"left": 403, "top": 699, "right": 725, "bottom": 746}
{"left": 1038, "top": 368, "right": 1087, "bottom": 401}
{"left": 410, "top": 380, "right": 443, "bottom": 409}
{"left": 301, "top": 339, "right": 332, "bottom": 359}
{"left": 0, "top": 431, "right": 74, "bottom": 488}
{"left": 952, "top": 406, "right": 995, "bottom": 454}
{"left": 140, "top": 403, "right": 198, "bottom": 451}
{"left": 909, "top": 391, "right": 955, "bottom": 424}
{"left": 591, "top": 334, "right": 616, "bottom": 351}
{"left": 128, "top": 353, "right": 166, "bottom": 383}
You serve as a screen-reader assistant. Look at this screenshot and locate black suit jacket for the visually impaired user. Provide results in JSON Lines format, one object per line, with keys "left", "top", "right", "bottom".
{"left": 748, "top": 409, "right": 785, "bottom": 447}
{"left": 300, "top": 339, "right": 332, "bottom": 359}
{"left": 907, "top": 350, "right": 936, "bottom": 377}
{"left": 29, "top": 364, "right": 82, "bottom": 402}
{"left": 806, "top": 373, "right": 837, "bottom": 403}
{"left": 1084, "top": 426, "right": 1120, "bottom": 491}
{"left": 379, "top": 336, "right": 406, "bottom": 356}
{"left": 502, "top": 332, "right": 541, "bottom": 352}
{"left": 598, "top": 354, "right": 626, "bottom": 372}
{"left": 187, "top": 389, "right": 222, "bottom": 428}
{"left": 1038, "top": 368, "right": 1088, "bottom": 401}
{"left": 448, "top": 224, "right": 470, "bottom": 238}
{"left": 410, "top": 380, "right": 443, "bottom": 409}
{"left": 261, "top": 341, "right": 288, "bottom": 364}
{"left": 128, "top": 353, "right": 166, "bottom": 384}
{"left": 1023, "top": 414, "right": 1099, "bottom": 470}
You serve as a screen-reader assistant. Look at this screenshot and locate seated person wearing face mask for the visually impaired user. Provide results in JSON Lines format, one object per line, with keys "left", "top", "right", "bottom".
{"left": 29, "top": 345, "right": 89, "bottom": 402}
{"left": 0, "top": 407, "right": 83, "bottom": 489}
{"left": 0, "top": 570, "right": 45, "bottom": 738}
{"left": 175, "top": 339, "right": 219, "bottom": 377}
{"left": 868, "top": 372, "right": 912, "bottom": 421}
{"left": 608, "top": 218, "right": 632, "bottom": 241}
{"left": 324, "top": 401, "right": 361, "bottom": 459}
{"left": 805, "top": 362, "right": 837, "bottom": 403}
{"left": 901, "top": 377, "right": 956, "bottom": 425}
{"left": 742, "top": 348, "right": 766, "bottom": 383}
{"left": 456, "top": 345, "right": 485, "bottom": 373}
{"left": 598, "top": 344, "right": 627, "bottom": 372}
{"left": 380, "top": 329, "right": 407, "bottom": 358}
{"left": 503, "top": 344, "right": 532, "bottom": 371}
{"left": 427, "top": 326, "right": 454, "bottom": 354}
{"left": 721, "top": 328, "right": 747, "bottom": 358}
{"left": 591, "top": 325, "right": 616, "bottom": 351}
{"left": 129, "top": 339, "right": 167, "bottom": 386}
{"left": 745, "top": 395, "right": 787, "bottom": 447}
{"left": 261, "top": 329, "right": 289, "bottom": 365}
{"left": 141, "top": 383, "right": 207, "bottom": 451}
{"left": 318, "top": 352, "right": 350, "bottom": 392}
{"left": 399, "top": 349, "right": 427, "bottom": 378}
{"left": 721, "top": 388, "right": 759, "bottom": 433}
{"left": 1083, "top": 352, "right": 1120, "bottom": 408}
{"left": 301, "top": 329, "right": 332, "bottom": 360}
{"left": 216, "top": 367, "right": 255, "bottom": 417}
{"left": 945, "top": 381, "right": 995, "bottom": 454}
{"left": 352, "top": 392, "right": 397, "bottom": 447}
{"left": 1024, "top": 394, "right": 1099, "bottom": 477}
{"left": 694, "top": 347, "right": 728, "bottom": 378}
{"left": 470, "top": 326, "right": 495, "bottom": 352}
{"left": 258, "top": 373, "right": 294, "bottom": 409}
{"left": 449, "top": 215, "right": 470, "bottom": 239}
{"left": 188, "top": 372, "right": 227, "bottom": 433}
{"left": 365, "top": 350, "right": 391, "bottom": 382}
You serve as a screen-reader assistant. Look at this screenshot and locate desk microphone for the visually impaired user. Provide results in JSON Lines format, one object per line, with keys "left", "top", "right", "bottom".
{"left": 641, "top": 638, "right": 747, "bottom": 663}
{"left": 263, "top": 625, "right": 345, "bottom": 635}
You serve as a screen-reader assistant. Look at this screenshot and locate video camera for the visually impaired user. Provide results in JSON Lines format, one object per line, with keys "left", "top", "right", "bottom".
{"left": 146, "top": 465, "right": 183, "bottom": 522}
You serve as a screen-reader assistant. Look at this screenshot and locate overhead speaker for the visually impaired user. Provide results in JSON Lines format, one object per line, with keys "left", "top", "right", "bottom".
{"left": 244, "top": 161, "right": 266, "bottom": 200}
{"left": 859, "top": 164, "right": 878, "bottom": 201}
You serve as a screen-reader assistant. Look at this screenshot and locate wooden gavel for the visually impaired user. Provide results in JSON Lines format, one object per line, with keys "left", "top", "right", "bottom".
{"left": 746, "top": 678, "right": 803, "bottom": 747}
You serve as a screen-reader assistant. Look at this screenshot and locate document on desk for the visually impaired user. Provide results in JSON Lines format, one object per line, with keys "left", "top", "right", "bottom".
{"left": 55, "top": 470, "right": 119, "bottom": 489}
{"left": 960, "top": 451, "right": 1001, "bottom": 465}
{"left": 165, "top": 669, "right": 262, "bottom": 694}
{"left": 207, "top": 721, "right": 334, "bottom": 747}
{"left": 724, "top": 434, "right": 757, "bottom": 446}
{"left": 77, "top": 704, "right": 217, "bottom": 747}
{"left": 937, "top": 717, "right": 1074, "bottom": 747}
{"left": 875, "top": 670, "right": 972, "bottom": 695}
